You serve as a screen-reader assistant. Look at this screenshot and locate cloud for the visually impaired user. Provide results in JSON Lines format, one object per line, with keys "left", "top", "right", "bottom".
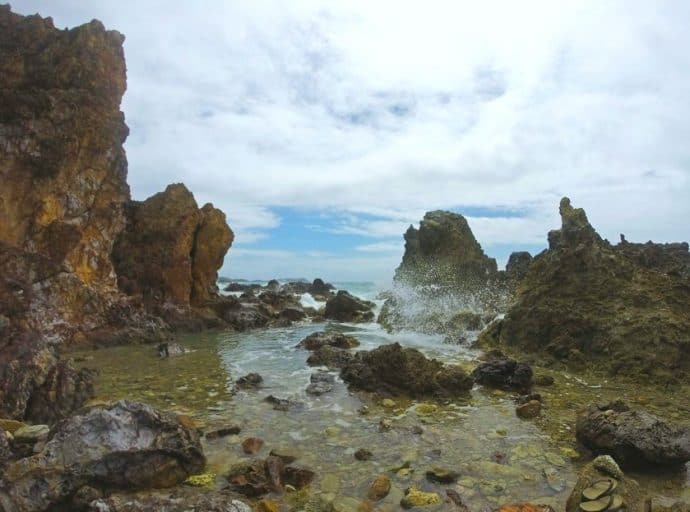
{"left": 12, "top": 0, "right": 690, "bottom": 279}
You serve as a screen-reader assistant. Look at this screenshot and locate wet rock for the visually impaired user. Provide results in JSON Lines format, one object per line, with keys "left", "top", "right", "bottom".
{"left": 222, "top": 305, "right": 272, "bottom": 331}
{"left": 157, "top": 341, "right": 188, "bottom": 358}
{"left": 516, "top": 400, "right": 542, "bottom": 419}
{"left": 471, "top": 357, "right": 533, "bottom": 391}
{"left": 0, "top": 419, "right": 25, "bottom": 433}
{"left": 306, "top": 372, "right": 335, "bottom": 395}
{"left": 296, "top": 331, "right": 360, "bottom": 350}
{"left": 1, "top": 400, "right": 205, "bottom": 512}
{"left": 534, "top": 375, "right": 555, "bottom": 386}
{"left": 446, "top": 489, "right": 471, "bottom": 511}
{"left": 494, "top": 506, "right": 556, "bottom": 512}
{"left": 205, "top": 425, "right": 242, "bottom": 440}
{"left": 256, "top": 499, "right": 281, "bottom": 512}
{"left": 266, "top": 280, "right": 281, "bottom": 292}
{"left": 479, "top": 197, "right": 690, "bottom": 385}
{"left": 400, "top": 487, "right": 442, "bottom": 508}
{"left": 242, "top": 437, "right": 264, "bottom": 455}
{"left": 88, "top": 490, "right": 252, "bottom": 512}
{"left": 264, "top": 395, "right": 303, "bottom": 412}
{"left": 235, "top": 373, "right": 264, "bottom": 390}
{"left": 575, "top": 401, "right": 690, "bottom": 467}
{"left": 307, "top": 345, "right": 356, "bottom": 369}
{"left": 565, "top": 456, "right": 645, "bottom": 512}
{"left": 505, "top": 251, "right": 533, "bottom": 282}
{"left": 367, "top": 474, "right": 391, "bottom": 501}
{"left": 542, "top": 467, "right": 565, "bottom": 492}
{"left": 340, "top": 343, "right": 473, "bottom": 397}
{"left": 309, "top": 278, "right": 335, "bottom": 297}
{"left": 425, "top": 467, "right": 459, "bottom": 484}
{"left": 355, "top": 448, "right": 373, "bottom": 461}
{"left": 378, "top": 419, "right": 393, "bottom": 432}
{"left": 227, "top": 457, "right": 314, "bottom": 498}
{"left": 268, "top": 448, "right": 299, "bottom": 464}
{"left": 324, "top": 291, "right": 375, "bottom": 323}
{"left": 280, "top": 307, "right": 306, "bottom": 322}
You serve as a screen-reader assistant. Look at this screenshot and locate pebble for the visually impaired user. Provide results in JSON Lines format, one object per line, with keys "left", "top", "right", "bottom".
{"left": 367, "top": 474, "right": 391, "bottom": 501}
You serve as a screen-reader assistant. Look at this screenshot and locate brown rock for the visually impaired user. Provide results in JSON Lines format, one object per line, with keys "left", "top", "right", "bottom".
{"left": 516, "top": 400, "right": 542, "bottom": 419}
{"left": 241, "top": 437, "right": 264, "bottom": 455}
{"left": 367, "top": 474, "right": 391, "bottom": 501}
{"left": 354, "top": 448, "right": 373, "bottom": 461}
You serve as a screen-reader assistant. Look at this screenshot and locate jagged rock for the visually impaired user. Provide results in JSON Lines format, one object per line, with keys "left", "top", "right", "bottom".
{"left": 395, "top": 210, "right": 498, "bottom": 287}
{"left": 227, "top": 456, "right": 314, "bottom": 497}
{"left": 306, "top": 345, "right": 356, "bottom": 368}
{"left": 305, "top": 372, "right": 335, "bottom": 395}
{"left": 296, "top": 331, "right": 360, "bottom": 350}
{"left": 480, "top": 197, "right": 690, "bottom": 384}
{"left": 324, "top": 291, "right": 375, "bottom": 323}
{"left": 0, "top": 400, "right": 205, "bottom": 512}
{"left": 471, "top": 357, "right": 533, "bottom": 391}
{"left": 309, "top": 278, "right": 334, "bottom": 297}
{"left": 0, "top": 331, "right": 94, "bottom": 423}
{"left": 565, "top": 456, "right": 645, "bottom": 512}
{"left": 575, "top": 401, "right": 690, "bottom": 467}
{"left": 340, "top": 342, "right": 473, "bottom": 397}
{"left": 234, "top": 373, "right": 263, "bottom": 390}
{"left": 87, "top": 490, "right": 252, "bottom": 512}
{"left": 113, "top": 183, "right": 232, "bottom": 308}
{"left": 505, "top": 251, "right": 533, "bottom": 282}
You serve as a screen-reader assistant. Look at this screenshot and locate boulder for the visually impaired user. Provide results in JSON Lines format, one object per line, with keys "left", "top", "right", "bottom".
{"left": 324, "top": 291, "right": 375, "bottom": 323}
{"left": 305, "top": 372, "right": 335, "bottom": 395}
{"left": 480, "top": 197, "right": 690, "bottom": 384}
{"left": 309, "top": 278, "right": 334, "bottom": 297}
{"left": 471, "top": 357, "right": 533, "bottom": 391}
{"left": 296, "top": 331, "right": 360, "bottom": 350}
{"left": 340, "top": 343, "right": 473, "bottom": 397}
{"left": 565, "top": 455, "right": 645, "bottom": 512}
{"left": 575, "top": 401, "right": 690, "bottom": 467}
{"left": 227, "top": 456, "right": 314, "bottom": 497}
{"left": 0, "top": 400, "right": 205, "bottom": 511}
{"left": 306, "top": 346, "right": 356, "bottom": 368}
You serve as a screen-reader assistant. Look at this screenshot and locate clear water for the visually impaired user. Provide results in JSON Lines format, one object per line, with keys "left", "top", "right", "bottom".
{"left": 71, "top": 283, "right": 690, "bottom": 510}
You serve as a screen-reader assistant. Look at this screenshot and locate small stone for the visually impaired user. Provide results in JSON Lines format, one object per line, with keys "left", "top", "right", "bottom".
{"left": 516, "top": 400, "right": 542, "bottom": 419}
{"left": 355, "top": 448, "right": 373, "bottom": 461}
{"left": 411, "top": 425, "right": 424, "bottom": 435}
{"left": 205, "top": 425, "right": 241, "bottom": 440}
{"left": 241, "top": 437, "right": 264, "bottom": 454}
{"left": 414, "top": 403, "right": 438, "bottom": 416}
{"left": 425, "top": 467, "right": 459, "bottom": 484}
{"left": 534, "top": 374, "right": 555, "bottom": 386}
{"left": 184, "top": 473, "right": 215, "bottom": 487}
{"left": 381, "top": 398, "right": 396, "bottom": 408}
{"left": 13, "top": 424, "right": 50, "bottom": 443}
{"left": 367, "top": 474, "right": 391, "bottom": 501}
{"left": 269, "top": 448, "right": 299, "bottom": 464}
{"left": 358, "top": 406, "right": 370, "bottom": 415}
{"left": 378, "top": 419, "right": 392, "bottom": 432}
{"left": 400, "top": 487, "right": 441, "bottom": 508}
{"left": 592, "top": 455, "right": 624, "bottom": 479}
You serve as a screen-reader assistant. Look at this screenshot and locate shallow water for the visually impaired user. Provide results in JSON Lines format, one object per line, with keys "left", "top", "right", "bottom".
{"left": 72, "top": 315, "right": 690, "bottom": 510}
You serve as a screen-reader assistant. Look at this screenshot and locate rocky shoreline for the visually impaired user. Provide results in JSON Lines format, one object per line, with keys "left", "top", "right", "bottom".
{"left": 0, "top": 5, "right": 688, "bottom": 512}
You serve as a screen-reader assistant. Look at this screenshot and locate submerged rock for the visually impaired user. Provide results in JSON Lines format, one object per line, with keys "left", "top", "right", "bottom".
{"left": 227, "top": 456, "right": 314, "bottom": 497}
{"left": 296, "top": 331, "right": 360, "bottom": 350}
{"left": 575, "top": 401, "right": 690, "bottom": 467}
{"left": 340, "top": 343, "right": 473, "bottom": 397}
{"left": 1, "top": 400, "right": 205, "bottom": 511}
{"left": 234, "top": 373, "right": 264, "bottom": 390}
{"left": 367, "top": 474, "right": 391, "bottom": 501}
{"left": 480, "top": 197, "right": 690, "bottom": 384}
{"left": 324, "top": 291, "right": 375, "bottom": 323}
{"left": 400, "top": 487, "right": 442, "bottom": 508}
{"left": 306, "top": 372, "right": 335, "bottom": 395}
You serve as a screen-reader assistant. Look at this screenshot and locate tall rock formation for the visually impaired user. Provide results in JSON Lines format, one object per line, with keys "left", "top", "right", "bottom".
{"left": 394, "top": 211, "right": 498, "bottom": 289}
{"left": 480, "top": 197, "right": 690, "bottom": 384}
{"left": 113, "top": 183, "right": 234, "bottom": 308}
{"left": 0, "top": 6, "right": 234, "bottom": 421}
{"left": 0, "top": 5, "right": 130, "bottom": 339}
{"left": 380, "top": 210, "right": 506, "bottom": 335}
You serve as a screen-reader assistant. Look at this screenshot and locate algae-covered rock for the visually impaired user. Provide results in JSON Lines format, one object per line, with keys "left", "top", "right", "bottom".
{"left": 480, "top": 197, "right": 690, "bottom": 384}
{"left": 401, "top": 487, "right": 442, "bottom": 508}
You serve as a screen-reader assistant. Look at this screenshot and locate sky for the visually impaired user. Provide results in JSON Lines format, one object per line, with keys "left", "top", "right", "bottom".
{"left": 12, "top": 1, "right": 690, "bottom": 283}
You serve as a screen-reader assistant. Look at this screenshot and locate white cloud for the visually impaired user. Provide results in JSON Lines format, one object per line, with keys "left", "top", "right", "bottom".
{"left": 12, "top": 0, "right": 690, "bottom": 278}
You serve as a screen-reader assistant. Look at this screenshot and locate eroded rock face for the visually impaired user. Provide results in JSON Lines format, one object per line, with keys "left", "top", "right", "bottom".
{"left": 113, "top": 183, "right": 233, "bottom": 308}
{"left": 575, "top": 401, "right": 690, "bottom": 467}
{"left": 0, "top": 5, "right": 130, "bottom": 339}
{"left": 0, "top": 401, "right": 205, "bottom": 512}
{"left": 340, "top": 342, "right": 473, "bottom": 397}
{"left": 480, "top": 197, "right": 690, "bottom": 384}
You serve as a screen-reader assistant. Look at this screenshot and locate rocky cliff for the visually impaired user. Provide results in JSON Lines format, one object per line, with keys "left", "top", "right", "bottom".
{"left": 0, "top": 6, "right": 233, "bottom": 421}
{"left": 480, "top": 197, "right": 690, "bottom": 384}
